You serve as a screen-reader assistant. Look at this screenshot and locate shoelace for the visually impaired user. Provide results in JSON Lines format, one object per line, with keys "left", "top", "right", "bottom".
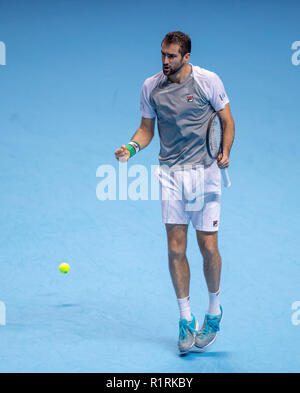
{"left": 179, "top": 320, "right": 197, "bottom": 340}
{"left": 200, "top": 316, "right": 220, "bottom": 337}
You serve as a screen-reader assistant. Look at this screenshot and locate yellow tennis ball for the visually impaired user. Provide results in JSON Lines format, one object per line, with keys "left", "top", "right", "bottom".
{"left": 59, "top": 263, "right": 70, "bottom": 274}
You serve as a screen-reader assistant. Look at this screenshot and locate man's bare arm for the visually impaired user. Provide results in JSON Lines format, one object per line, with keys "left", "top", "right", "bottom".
{"left": 218, "top": 103, "right": 235, "bottom": 156}
{"left": 130, "top": 117, "right": 156, "bottom": 149}
{"left": 217, "top": 103, "right": 235, "bottom": 168}
{"left": 115, "top": 117, "right": 155, "bottom": 161}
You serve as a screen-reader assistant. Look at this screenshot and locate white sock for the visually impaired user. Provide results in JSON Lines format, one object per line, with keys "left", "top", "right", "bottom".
{"left": 177, "top": 296, "right": 192, "bottom": 321}
{"left": 208, "top": 290, "right": 221, "bottom": 315}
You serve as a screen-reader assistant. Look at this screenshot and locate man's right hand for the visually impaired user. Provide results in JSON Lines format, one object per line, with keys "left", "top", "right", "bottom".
{"left": 114, "top": 144, "right": 131, "bottom": 162}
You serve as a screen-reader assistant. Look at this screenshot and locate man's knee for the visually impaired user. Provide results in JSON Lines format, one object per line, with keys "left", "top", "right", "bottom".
{"left": 167, "top": 235, "right": 187, "bottom": 260}
{"left": 168, "top": 248, "right": 186, "bottom": 261}
{"left": 166, "top": 225, "right": 187, "bottom": 260}
{"left": 198, "top": 236, "right": 219, "bottom": 258}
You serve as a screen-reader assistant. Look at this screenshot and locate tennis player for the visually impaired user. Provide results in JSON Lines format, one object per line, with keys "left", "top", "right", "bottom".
{"left": 115, "top": 31, "right": 235, "bottom": 354}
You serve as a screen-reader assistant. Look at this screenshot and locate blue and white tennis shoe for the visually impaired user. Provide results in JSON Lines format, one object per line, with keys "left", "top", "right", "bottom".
{"left": 194, "top": 306, "right": 223, "bottom": 352}
{"left": 178, "top": 314, "right": 199, "bottom": 354}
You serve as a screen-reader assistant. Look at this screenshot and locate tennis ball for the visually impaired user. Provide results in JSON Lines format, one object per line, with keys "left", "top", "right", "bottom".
{"left": 59, "top": 263, "right": 70, "bottom": 274}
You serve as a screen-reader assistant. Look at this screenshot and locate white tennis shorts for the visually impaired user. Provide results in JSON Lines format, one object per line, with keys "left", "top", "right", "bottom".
{"left": 157, "top": 161, "right": 221, "bottom": 231}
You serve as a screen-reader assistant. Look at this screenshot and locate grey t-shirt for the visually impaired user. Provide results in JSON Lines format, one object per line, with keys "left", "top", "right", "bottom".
{"left": 140, "top": 63, "right": 229, "bottom": 167}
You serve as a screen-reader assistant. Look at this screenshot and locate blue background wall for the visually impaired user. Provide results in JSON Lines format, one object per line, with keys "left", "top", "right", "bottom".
{"left": 0, "top": 0, "right": 300, "bottom": 372}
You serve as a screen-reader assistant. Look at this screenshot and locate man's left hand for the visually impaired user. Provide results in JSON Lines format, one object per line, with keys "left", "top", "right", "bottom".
{"left": 217, "top": 152, "right": 229, "bottom": 169}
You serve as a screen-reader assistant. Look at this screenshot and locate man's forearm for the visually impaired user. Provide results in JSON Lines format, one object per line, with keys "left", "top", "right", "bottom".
{"left": 130, "top": 128, "right": 154, "bottom": 150}
{"left": 222, "top": 119, "right": 235, "bottom": 156}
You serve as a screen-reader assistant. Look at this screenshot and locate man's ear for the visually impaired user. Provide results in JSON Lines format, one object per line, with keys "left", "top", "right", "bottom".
{"left": 184, "top": 53, "right": 191, "bottom": 62}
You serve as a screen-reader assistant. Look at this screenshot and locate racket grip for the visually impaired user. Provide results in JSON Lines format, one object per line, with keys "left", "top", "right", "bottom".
{"left": 221, "top": 168, "right": 231, "bottom": 188}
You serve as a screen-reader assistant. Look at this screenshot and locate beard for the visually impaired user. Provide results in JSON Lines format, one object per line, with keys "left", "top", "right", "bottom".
{"left": 163, "top": 61, "right": 185, "bottom": 76}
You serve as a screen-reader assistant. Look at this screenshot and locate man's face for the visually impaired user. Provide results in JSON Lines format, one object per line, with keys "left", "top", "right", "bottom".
{"left": 161, "top": 43, "right": 187, "bottom": 76}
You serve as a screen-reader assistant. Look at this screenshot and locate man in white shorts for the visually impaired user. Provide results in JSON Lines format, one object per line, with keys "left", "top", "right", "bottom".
{"left": 115, "top": 31, "right": 235, "bottom": 354}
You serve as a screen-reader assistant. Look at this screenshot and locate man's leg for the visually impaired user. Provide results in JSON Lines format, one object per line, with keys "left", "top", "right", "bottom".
{"left": 165, "top": 224, "right": 189, "bottom": 299}
{"left": 166, "top": 224, "right": 199, "bottom": 353}
{"left": 196, "top": 230, "right": 221, "bottom": 295}
{"left": 194, "top": 230, "right": 223, "bottom": 351}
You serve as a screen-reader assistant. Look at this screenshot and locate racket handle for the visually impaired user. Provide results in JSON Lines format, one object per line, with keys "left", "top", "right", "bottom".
{"left": 221, "top": 168, "right": 231, "bottom": 188}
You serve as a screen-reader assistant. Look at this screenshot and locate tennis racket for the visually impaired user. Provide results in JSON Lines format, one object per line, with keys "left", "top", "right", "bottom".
{"left": 206, "top": 112, "right": 231, "bottom": 188}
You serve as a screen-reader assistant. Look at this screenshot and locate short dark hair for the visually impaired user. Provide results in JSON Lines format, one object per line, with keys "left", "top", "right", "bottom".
{"left": 161, "top": 31, "right": 191, "bottom": 57}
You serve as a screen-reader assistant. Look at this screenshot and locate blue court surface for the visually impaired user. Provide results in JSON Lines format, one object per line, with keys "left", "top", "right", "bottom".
{"left": 0, "top": 0, "right": 300, "bottom": 373}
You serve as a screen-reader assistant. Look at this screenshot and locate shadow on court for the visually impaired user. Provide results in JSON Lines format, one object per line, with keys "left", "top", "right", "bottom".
{"left": 180, "top": 350, "right": 230, "bottom": 359}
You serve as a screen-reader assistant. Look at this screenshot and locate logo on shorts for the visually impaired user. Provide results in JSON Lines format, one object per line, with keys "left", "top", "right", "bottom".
{"left": 187, "top": 95, "right": 194, "bottom": 102}
{"left": 213, "top": 220, "right": 218, "bottom": 227}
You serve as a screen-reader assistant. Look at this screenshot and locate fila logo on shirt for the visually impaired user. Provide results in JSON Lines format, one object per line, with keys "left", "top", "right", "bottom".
{"left": 186, "top": 95, "right": 194, "bottom": 102}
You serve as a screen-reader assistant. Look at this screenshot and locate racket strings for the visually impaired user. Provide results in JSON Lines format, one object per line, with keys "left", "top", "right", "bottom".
{"left": 208, "top": 116, "right": 223, "bottom": 158}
